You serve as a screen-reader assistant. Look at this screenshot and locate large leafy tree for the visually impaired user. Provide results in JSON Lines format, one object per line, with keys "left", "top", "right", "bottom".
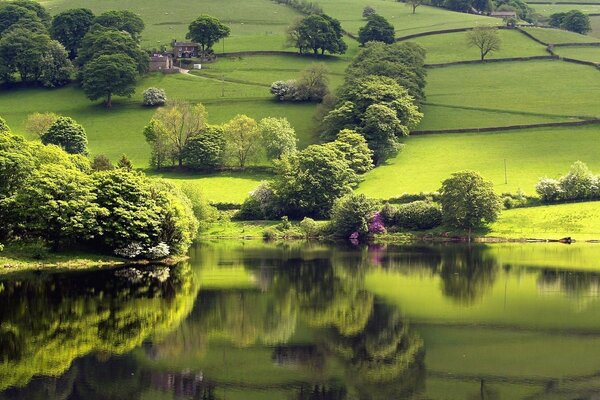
{"left": 186, "top": 14, "right": 230, "bottom": 53}
{"left": 289, "top": 14, "right": 347, "bottom": 55}
{"left": 81, "top": 53, "right": 139, "bottom": 108}
{"left": 561, "top": 10, "right": 591, "bottom": 34}
{"left": 358, "top": 14, "right": 395, "bottom": 45}
{"left": 330, "top": 129, "right": 373, "bottom": 174}
{"left": 439, "top": 170, "right": 502, "bottom": 234}
{"left": 39, "top": 40, "right": 73, "bottom": 88}
{"left": 50, "top": 8, "right": 95, "bottom": 58}
{"left": 224, "top": 114, "right": 260, "bottom": 169}
{"left": 0, "top": 28, "right": 50, "bottom": 83}
{"left": 93, "top": 10, "right": 145, "bottom": 41}
{"left": 258, "top": 117, "right": 297, "bottom": 160}
{"left": 8, "top": 0, "right": 50, "bottom": 26}
{"left": 41, "top": 116, "right": 88, "bottom": 154}
{"left": 182, "top": 125, "right": 226, "bottom": 170}
{"left": 77, "top": 28, "right": 149, "bottom": 73}
{"left": 0, "top": 3, "right": 43, "bottom": 35}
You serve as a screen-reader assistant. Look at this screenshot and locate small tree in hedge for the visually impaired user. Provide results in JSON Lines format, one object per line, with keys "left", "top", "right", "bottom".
{"left": 41, "top": 116, "right": 88, "bottom": 154}
{"left": 330, "top": 193, "right": 379, "bottom": 238}
{"left": 439, "top": 171, "right": 501, "bottom": 237}
{"left": 142, "top": 87, "right": 167, "bottom": 106}
{"left": 182, "top": 125, "right": 226, "bottom": 169}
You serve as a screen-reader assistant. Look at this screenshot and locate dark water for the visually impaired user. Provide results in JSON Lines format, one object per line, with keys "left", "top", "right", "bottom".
{"left": 3, "top": 241, "right": 600, "bottom": 399}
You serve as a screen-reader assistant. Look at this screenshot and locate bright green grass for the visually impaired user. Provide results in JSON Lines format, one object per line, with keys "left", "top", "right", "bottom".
{"left": 151, "top": 170, "right": 270, "bottom": 203}
{"left": 555, "top": 44, "right": 600, "bottom": 62}
{"left": 0, "top": 72, "right": 319, "bottom": 166}
{"left": 528, "top": 3, "right": 600, "bottom": 16}
{"left": 38, "top": 0, "right": 301, "bottom": 52}
{"left": 489, "top": 201, "right": 600, "bottom": 240}
{"left": 193, "top": 54, "right": 349, "bottom": 89}
{"left": 318, "top": 0, "right": 500, "bottom": 37}
{"left": 423, "top": 60, "right": 600, "bottom": 122}
{"left": 521, "top": 26, "right": 600, "bottom": 43}
{"left": 412, "top": 29, "right": 548, "bottom": 63}
{"left": 358, "top": 125, "right": 600, "bottom": 198}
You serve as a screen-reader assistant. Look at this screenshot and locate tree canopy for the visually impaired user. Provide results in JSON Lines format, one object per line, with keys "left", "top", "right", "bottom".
{"left": 358, "top": 14, "right": 395, "bottom": 45}
{"left": 288, "top": 14, "right": 347, "bottom": 55}
{"left": 81, "top": 53, "right": 139, "bottom": 108}
{"left": 93, "top": 10, "right": 145, "bottom": 41}
{"left": 186, "top": 14, "right": 230, "bottom": 53}
{"left": 50, "top": 8, "right": 95, "bottom": 58}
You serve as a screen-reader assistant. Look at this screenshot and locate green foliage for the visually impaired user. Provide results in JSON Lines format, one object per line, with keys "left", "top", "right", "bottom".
{"left": 329, "top": 129, "right": 373, "bottom": 174}
{"left": 536, "top": 161, "right": 599, "bottom": 203}
{"left": 550, "top": 10, "right": 591, "bottom": 34}
{"left": 273, "top": 144, "right": 358, "bottom": 218}
{"left": 388, "top": 200, "right": 443, "bottom": 230}
{"left": 186, "top": 14, "right": 231, "bottom": 53}
{"left": 182, "top": 125, "right": 226, "bottom": 169}
{"left": 0, "top": 3, "right": 42, "bottom": 36}
{"left": 94, "top": 10, "right": 145, "bottom": 41}
{"left": 142, "top": 87, "right": 167, "bottom": 107}
{"left": 330, "top": 193, "right": 379, "bottom": 238}
{"left": 41, "top": 116, "right": 88, "bottom": 155}
{"left": 358, "top": 14, "right": 395, "bottom": 45}
{"left": 258, "top": 117, "right": 297, "bottom": 160}
{"left": 288, "top": 14, "right": 347, "bottom": 55}
{"left": 0, "top": 116, "right": 9, "bottom": 133}
{"left": 117, "top": 154, "right": 133, "bottom": 171}
{"left": 237, "top": 181, "right": 279, "bottom": 220}
{"left": 77, "top": 28, "right": 149, "bottom": 74}
{"left": 39, "top": 41, "right": 73, "bottom": 88}
{"left": 439, "top": 170, "right": 502, "bottom": 231}
{"left": 81, "top": 53, "right": 139, "bottom": 108}
{"left": 91, "top": 154, "right": 114, "bottom": 171}
{"left": 363, "top": 5, "right": 377, "bottom": 18}
{"left": 50, "top": 8, "right": 95, "bottom": 58}
{"left": 0, "top": 27, "right": 53, "bottom": 84}
{"left": 224, "top": 114, "right": 260, "bottom": 168}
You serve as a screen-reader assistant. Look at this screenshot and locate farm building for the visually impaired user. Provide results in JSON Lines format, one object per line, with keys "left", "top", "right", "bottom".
{"left": 173, "top": 42, "right": 200, "bottom": 58}
{"left": 149, "top": 53, "right": 175, "bottom": 72}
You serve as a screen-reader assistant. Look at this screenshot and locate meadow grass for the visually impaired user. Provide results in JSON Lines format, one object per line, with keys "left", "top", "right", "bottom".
{"left": 528, "top": 3, "right": 600, "bottom": 16}
{"left": 489, "top": 201, "right": 600, "bottom": 240}
{"left": 38, "top": 0, "right": 301, "bottom": 52}
{"left": 422, "top": 60, "right": 600, "bottom": 121}
{"left": 357, "top": 125, "right": 600, "bottom": 198}
{"left": 555, "top": 45, "right": 600, "bottom": 62}
{"left": 0, "top": 71, "right": 320, "bottom": 166}
{"left": 411, "top": 29, "right": 548, "bottom": 64}
{"left": 590, "top": 15, "right": 600, "bottom": 38}
{"left": 521, "top": 26, "right": 600, "bottom": 44}
{"left": 318, "top": 0, "right": 500, "bottom": 37}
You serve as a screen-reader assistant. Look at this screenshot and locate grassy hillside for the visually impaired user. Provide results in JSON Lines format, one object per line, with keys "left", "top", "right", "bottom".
{"left": 358, "top": 125, "right": 600, "bottom": 198}
{"left": 521, "top": 26, "right": 600, "bottom": 44}
{"left": 555, "top": 45, "right": 600, "bottom": 62}
{"left": 412, "top": 29, "right": 548, "bottom": 63}
{"left": 38, "top": 0, "right": 301, "bottom": 52}
{"left": 528, "top": 3, "right": 600, "bottom": 16}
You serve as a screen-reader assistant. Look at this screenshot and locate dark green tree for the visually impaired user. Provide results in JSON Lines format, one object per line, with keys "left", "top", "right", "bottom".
{"left": 77, "top": 28, "right": 149, "bottom": 73}
{"left": 182, "top": 126, "right": 226, "bottom": 170}
{"left": 9, "top": 0, "right": 50, "bottom": 26}
{"left": 358, "top": 14, "right": 395, "bottom": 45}
{"left": 93, "top": 10, "right": 145, "bottom": 41}
{"left": 41, "top": 116, "right": 88, "bottom": 154}
{"left": 439, "top": 170, "right": 502, "bottom": 235}
{"left": 50, "top": 8, "right": 95, "bottom": 58}
{"left": 0, "top": 28, "right": 50, "bottom": 83}
{"left": 329, "top": 129, "right": 373, "bottom": 174}
{"left": 330, "top": 193, "right": 379, "bottom": 238}
{"left": 186, "top": 14, "right": 231, "bottom": 53}
{"left": 81, "top": 53, "right": 139, "bottom": 108}
{"left": 561, "top": 10, "right": 591, "bottom": 34}
{"left": 289, "top": 14, "right": 347, "bottom": 55}
{"left": 39, "top": 40, "right": 73, "bottom": 88}
{"left": 0, "top": 3, "right": 43, "bottom": 35}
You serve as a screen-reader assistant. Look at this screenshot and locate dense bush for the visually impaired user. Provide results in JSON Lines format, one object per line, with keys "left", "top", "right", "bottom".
{"left": 330, "top": 193, "right": 379, "bottom": 238}
{"left": 549, "top": 10, "right": 590, "bottom": 34}
{"left": 388, "top": 192, "right": 440, "bottom": 204}
{"left": 536, "top": 161, "right": 599, "bottom": 203}
{"left": 270, "top": 65, "right": 329, "bottom": 102}
{"left": 142, "top": 87, "right": 167, "bottom": 106}
{"left": 358, "top": 14, "right": 395, "bottom": 45}
{"left": 41, "top": 116, "right": 88, "bottom": 155}
{"left": 394, "top": 201, "right": 443, "bottom": 230}
{"left": 237, "top": 182, "right": 279, "bottom": 220}
{"left": 362, "top": 6, "right": 377, "bottom": 18}
{"left": 270, "top": 80, "right": 298, "bottom": 101}
{"left": 181, "top": 126, "right": 226, "bottom": 170}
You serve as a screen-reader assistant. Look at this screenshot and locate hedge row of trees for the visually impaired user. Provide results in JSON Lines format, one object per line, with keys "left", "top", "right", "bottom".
{"left": 144, "top": 101, "right": 298, "bottom": 170}
{"left": 536, "top": 161, "right": 600, "bottom": 203}
{"left": 549, "top": 10, "right": 590, "bottom": 35}
{"left": 287, "top": 13, "right": 347, "bottom": 55}
{"left": 0, "top": 117, "right": 199, "bottom": 258}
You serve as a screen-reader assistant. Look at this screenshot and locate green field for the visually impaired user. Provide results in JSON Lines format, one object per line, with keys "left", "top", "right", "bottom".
{"left": 318, "top": 0, "right": 500, "bottom": 37}
{"left": 358, "top": 125, "right": 600, "bottom": 198}
{"left": 412, "top": 29, "right": 548, "bottom": 64}
{"left": 555, "top": 44, "right": 600, "bottom": 61}
{"left": 528, "top": 3, "right": 600, "bottom": 16}
{"left": 521, "top": 26, "right": 600, "bottom": 44}
{"left": 38, "top": 0, "right": 301, "bottom": 52}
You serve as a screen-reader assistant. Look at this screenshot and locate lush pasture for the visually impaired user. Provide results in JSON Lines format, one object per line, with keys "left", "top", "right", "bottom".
{"left": 317, "top": 0, "right": 499, "bottom": 37}
{"left": 489, "top": 201, "right": 600, "bottom": 240}
{"left": 590, "top": 15, "right": 600, "bottom": 38}
{"left": 555, "top": 45, "right": 600, "bottom": 61}
{"left": 422, "top": 60, "right": 600, "bottom": 123}
{"left": 528, "top": 3, "right": 600, "bottom": 16}
{"left": 411, "top": 29, "right": 548, "bottom": 64}
{"left": 358, "top": 125, "right": 600, "bottom": 198}
{"left": 521, "top": 26, "right": 600, "bottom": 44}
{"left": 193, "top": 53, "right": 350, "bottom": 90}
{"left": 0, "top": 72, "right": 320, "bottom": 166}
{"left": 38, "top": 0, "right": 300, "bottom": 52}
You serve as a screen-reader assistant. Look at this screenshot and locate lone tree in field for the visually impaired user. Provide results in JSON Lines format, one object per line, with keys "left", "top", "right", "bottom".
{"left": 439, "top": 170, "right": 501, "bottom": 238}
{"left": 405, "top": 0, "right": 426, "bottom": 14}
{"left": 81, "top": 53, "right": 138, "bottom": 108}
{"left": 186, "top": 15, "right": 230, "bottom": 53}
{"left": 466, "top": 27, "right": 501, "bottom": 61}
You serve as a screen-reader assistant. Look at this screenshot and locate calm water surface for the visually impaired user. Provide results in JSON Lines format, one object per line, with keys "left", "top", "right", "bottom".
{"left": 3, "top": 241, "right": 600, "bottom": 399}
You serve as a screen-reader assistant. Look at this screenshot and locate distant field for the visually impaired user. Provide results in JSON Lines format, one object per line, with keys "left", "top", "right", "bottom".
{"left": 0, "top": 72, "right": 320, "bottom": 166}
{"left": 422, "top": 60, "right": 600, "bottom": 126}
{"left": 317, "top": 0, "right": 500, "bottom": 37}
{"left": 528, "top": 3, "right": 600, "bottom": 16}
{"left": 590, "top": 15, "right": 600, "bottom": 38}
{"left": 411, "top": 29, "right": 548, "bottom": 64}
{"left": 37, "top": 0, "right": 300, "bottom": 52}
{"left": 489, "top": 201, "right": 600, "bottom": 240}
{"left": 357, "top": 125, "right": 600, "bottom": 198}
{"left": 521, "top": 26, "right": 600, "bottom": 44}
{"left": 555, "top": 45, "right": 600, "bottom": 61}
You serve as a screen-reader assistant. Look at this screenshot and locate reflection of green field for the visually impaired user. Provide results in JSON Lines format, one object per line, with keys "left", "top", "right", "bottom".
{"left": 413, "top": 30, "right": 547, "bottom": 63}
{"left": 38, "top": 0, "right": 301, "bottom": 52}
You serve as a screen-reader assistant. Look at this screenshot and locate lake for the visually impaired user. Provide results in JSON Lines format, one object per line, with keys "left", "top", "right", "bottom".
{"left": 2, "top": 240, "right": 600, "bottom": 399}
